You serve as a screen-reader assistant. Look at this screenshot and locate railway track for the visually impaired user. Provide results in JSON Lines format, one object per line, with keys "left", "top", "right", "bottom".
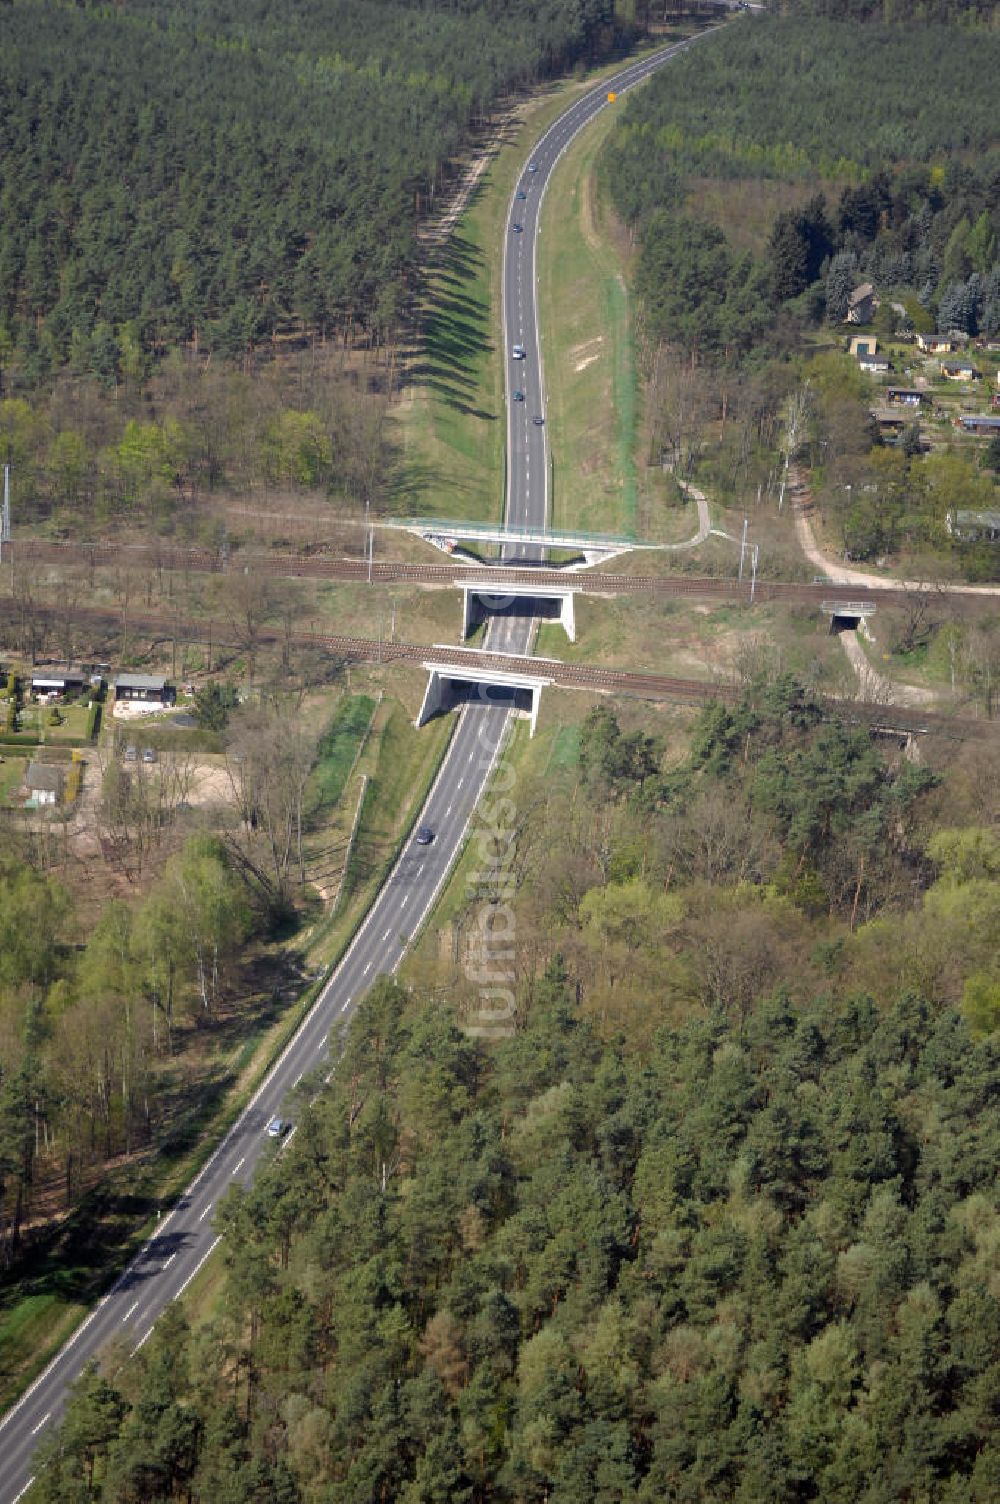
{"left": 5, "top": 537, "right": 990, "bottom": 614}
{"left": 0, "top": 595, "right": 987, "bottom": 738}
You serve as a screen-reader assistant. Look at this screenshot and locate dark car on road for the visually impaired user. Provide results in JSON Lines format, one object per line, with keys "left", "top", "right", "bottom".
{"left": 533, "top": 415, "right": 544, "bottom": 426}
{"left": 415, "top": 826, "right": 435, "bottom": 846}
{"left": 513, "top": 390, "right": 525, "bottom": 402}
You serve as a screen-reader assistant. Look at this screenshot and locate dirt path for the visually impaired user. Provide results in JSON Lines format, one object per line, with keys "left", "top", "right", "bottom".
{"left": 791, "top": 467, "right": 1000, "bottom": 597}
{"left": 837, "top": 627, "right": 937, "bottom": 708}
{"left": 677, "top": 481, "right": 711, "bottom": 548}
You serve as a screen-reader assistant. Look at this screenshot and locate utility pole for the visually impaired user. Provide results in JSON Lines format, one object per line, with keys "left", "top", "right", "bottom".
{"left": 738, "top": 516, "right": 748, "bottom": 580}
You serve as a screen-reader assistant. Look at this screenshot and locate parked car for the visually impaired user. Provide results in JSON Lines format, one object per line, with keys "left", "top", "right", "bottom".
{"left": 141, "top": 746, "right": 157, "bottom": 764}
{"left": 124, "top": 743, "right": 138, "bottom": 762}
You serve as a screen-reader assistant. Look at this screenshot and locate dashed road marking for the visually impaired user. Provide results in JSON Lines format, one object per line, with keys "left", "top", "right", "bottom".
{"left": 30, "top": 1413, "right": 50, "bottom": 1436}
{"left": 122, "top": 1301, "right": 139, "bottom": 1324}
{"left": 233, "top": 1157, "right": 245, "bottom": 1175}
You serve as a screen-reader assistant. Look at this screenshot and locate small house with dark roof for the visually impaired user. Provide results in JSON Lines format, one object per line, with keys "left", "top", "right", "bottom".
{"left": 30, "top": 665, "right": 93, "bottom": 699}
{"left": 846, "top": 283, "right": 876, "bottom": 325}
{"left": 958, "top": 414, "right": 1000, "bottom": 436}
{"left": 946, "top": 510, "right": 1000, "bottom": 542}
{"left": 113, "top": 673, "right": 170, "bottom": 704}
{"left": 941, "top": 358, "right": 981, "bottom": 381}
{"left": 917, "top": 333, "right": 958, "bottom": 355}
{"left": 25, "top": 763, "right": 65, "bottom": 806}
{"left": 886, "top": 388, "right": 924, "bottom": 406}
{"left": 870, "top": 407, "right": 908, "bottom": 434}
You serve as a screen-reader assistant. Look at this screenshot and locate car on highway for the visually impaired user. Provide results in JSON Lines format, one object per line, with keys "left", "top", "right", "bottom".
{"left": 533, "top": 415, "right": 545, "bottom": 426}
{"left": 415, "top": 825, "right": 435, "bottom": 846}
{"left": 513, "top": 390, "right": 524, "bottom": 402}
{"left": 512, "top": 344, "right": 525, "bottom": 359}
{"left": 516, "top": 190, "right": 527, "bottom": 200}
{"left": 266, "top": 1116, "right": 289, "bottom": 1139}
{"left": 528, "top": 162, "right": 539, "bottom": 172}
{"left": 512, "top": 223, "right": 523, "bottom": 233}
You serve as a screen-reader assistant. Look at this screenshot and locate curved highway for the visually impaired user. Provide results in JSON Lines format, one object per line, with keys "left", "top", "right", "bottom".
{"left": 0, "top": 29, "right": 711, "bottom": 1501}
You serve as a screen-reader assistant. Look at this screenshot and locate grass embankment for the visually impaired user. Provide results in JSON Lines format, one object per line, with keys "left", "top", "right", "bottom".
{"left": 0, "top": 681, "right": 446, "bottom": 1412}
{"left": 393, "top": 39, "right": 688, "bottom": 534}
{"left": 536, "top": 81, "right": 700, "bottom": 545}
{"left": 165, "top": 41, "right": 700, "bottom": 1341}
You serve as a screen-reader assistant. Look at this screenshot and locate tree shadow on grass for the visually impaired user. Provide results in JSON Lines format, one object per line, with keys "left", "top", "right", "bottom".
{"left": 404, "top": 219, "right": 498, "bottom": 421}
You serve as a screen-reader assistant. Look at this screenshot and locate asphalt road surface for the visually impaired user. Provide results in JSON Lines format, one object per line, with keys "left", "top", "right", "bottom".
{"left": 0, "top": 29, "right": 712, "bottom": 1501}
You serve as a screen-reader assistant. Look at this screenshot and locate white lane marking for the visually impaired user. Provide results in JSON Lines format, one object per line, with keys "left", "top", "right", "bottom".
{"left": 12, "top": 1480, "right": 35, "bottom": 1503}
{"left": 174, "top": 1235, "right": 223, "bottom": 1305}
{"left": 163, "top": 1252, "right": 176, "bottom": 1270}
{"left": 122, "top": 1301, "right": 139, "bottom": 1324}
{"left": 0, "top": 46, "right": 699, "bottom": 1466}
{"left": 197, "top": 1204, "right": 212, "bottom": 1223}
{"left": 30, "top": 1412, "right": 50, "bottom": 1436}
{"left": 457, "top": 777, "right": 464, "bottom": 790}
{"left": 401, "top": 893, "right": 410, "bottom": 908}
{"left": 233, "top": 1157, "right": 245, "bottom": 1175}
{"left": 363, "top": 962, "right": 372, "bottom": 975}
{"left": 340, "top": 999, "right": 350, "bottom": 1012}
{"left": 383, "top": 928, "right": 391, "bottom": 942}
{"left": 132, "top": 1327, "right": 154, "bottom": 1355}
{"left": 293, "top": 1071, "right": 303, "bottom": 1087}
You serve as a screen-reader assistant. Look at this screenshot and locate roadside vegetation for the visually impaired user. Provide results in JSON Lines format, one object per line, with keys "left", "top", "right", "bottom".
{"left": 39, "top": 679, "right": 1000, "bottom": 1501}
{"left": 599, "top": 12, "right": 1000, "bottom": 578}
{"left": 536, "top": 76, "right": 700, "bottom": 542}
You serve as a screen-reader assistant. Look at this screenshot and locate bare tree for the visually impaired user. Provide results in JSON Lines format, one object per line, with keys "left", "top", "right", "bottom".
{"left": 224, "top": 701, "right": 314, "bottom": 902}
{"left": 215, "top": 569, "right": 276, "bottom": 688}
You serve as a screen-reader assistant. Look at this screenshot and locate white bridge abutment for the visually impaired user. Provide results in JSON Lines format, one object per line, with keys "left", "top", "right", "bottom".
{"left": 460, "top": 582, "right": 576, "bottom": 642}
{"left": 417, "top": 661, "right": 553, "bottom": 737}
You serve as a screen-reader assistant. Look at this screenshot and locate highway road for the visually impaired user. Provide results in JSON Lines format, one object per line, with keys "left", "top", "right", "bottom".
{"left": 0, "top": 31, "right": 711, "bottom": 1501}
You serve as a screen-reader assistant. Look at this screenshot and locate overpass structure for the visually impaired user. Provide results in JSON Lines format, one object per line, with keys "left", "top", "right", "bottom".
{"left": 418, "top": 655, "right": 554, "bottom": 736}
{"left": 379, "top": 516, "right": 658, "bottom": 567}
{"left": 0, "top": 32, "right": 722, "bottom": 1504}
{"left": 458, "top": 577, "right": 578, "bottom": 641}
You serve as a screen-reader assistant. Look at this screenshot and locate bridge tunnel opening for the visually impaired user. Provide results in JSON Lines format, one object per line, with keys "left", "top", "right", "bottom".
{"left": 417, "top": 663, "right": 553, "bottom": 737}
{"left": 440, "top": 679, "right": 536, "bottom": 715}
{"left": 462, "top": 584, "right": 575, "bottom": 641}
{"left": 829, "top": 611, "right": 863, "bottom": 634}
